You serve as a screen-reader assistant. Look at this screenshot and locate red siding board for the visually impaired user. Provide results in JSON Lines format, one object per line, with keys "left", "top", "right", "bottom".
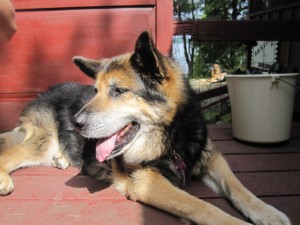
{"left": 12, "top": 0, "right": 156, "bottom": 10}
{"left": 0, "top": 0, "right": 173, "bottom": 131}
{"left": 156, "top": 0, "right": 174, "bottom": 55}
{"left": 0, "top": 8, "right": 156, "bottom": 94}
{"left": 0, "top": 100, "right": 31, "bottom": 132}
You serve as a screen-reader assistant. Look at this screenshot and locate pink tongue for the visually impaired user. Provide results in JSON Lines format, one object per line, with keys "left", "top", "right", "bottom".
{"left": 96, "top": 133, "right": 118, "bottom": 162}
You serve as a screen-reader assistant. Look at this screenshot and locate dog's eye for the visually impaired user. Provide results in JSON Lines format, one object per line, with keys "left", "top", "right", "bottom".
{"left": 111, "top": 87, "right": 128, "bottom": 98}
{"left": 94, "top": 88, "right": 98, "bottom": 94}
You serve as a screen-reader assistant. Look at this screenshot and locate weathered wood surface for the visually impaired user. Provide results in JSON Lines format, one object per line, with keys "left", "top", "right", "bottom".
{"left": 0, "top": 124, "right": 299, "bottom": 224}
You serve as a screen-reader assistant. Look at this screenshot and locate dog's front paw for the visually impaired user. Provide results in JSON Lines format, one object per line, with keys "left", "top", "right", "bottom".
{"left": 0, "top": 174, "right": 14, "bottom": 195}
{"left": 51, "top": 155, "right": 69, "bottom": 169}
{"left": 250, "top": 204, "right": 290, "bottom": 225}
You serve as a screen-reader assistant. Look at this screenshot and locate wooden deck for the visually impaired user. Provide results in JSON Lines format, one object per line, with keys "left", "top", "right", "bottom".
{"left": 1, "top": 123, "right": 300, "bottom": 225}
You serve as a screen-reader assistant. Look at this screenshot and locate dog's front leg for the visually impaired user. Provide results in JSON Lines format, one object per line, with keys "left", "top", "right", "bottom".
{"left": 114, "top": 167, "right": 250, "bottom": 225}
{"left": 201, "top": 140, "right": 290, "bottom": 225}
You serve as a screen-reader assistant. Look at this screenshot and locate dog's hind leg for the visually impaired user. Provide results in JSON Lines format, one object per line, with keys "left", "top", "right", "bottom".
{"left": 0, "top": 144, "right": 35, "bottom": 195}
{"left": 113, "top": 166, "right": 250, "bottom": 225}
{"left": 199, "top": 139, "right": 290, "bottom": 225}
{"left": 0, "top": 128, "right": 26, "bottom": 153}
{"left": 0, "top": 126, "right": 69, "bottom": 195}
{"left": 0, "top": 128, "right": 26, "bottom": 195}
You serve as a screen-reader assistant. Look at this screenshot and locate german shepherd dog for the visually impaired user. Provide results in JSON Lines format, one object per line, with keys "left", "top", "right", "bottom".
{"left": 0, "top": 31, "right": 291, "bottom": 225}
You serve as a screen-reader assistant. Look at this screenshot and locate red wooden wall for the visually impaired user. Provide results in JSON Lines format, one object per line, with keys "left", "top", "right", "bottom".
{"left": 0, "top": 0, "right": 173, "bottom": 131}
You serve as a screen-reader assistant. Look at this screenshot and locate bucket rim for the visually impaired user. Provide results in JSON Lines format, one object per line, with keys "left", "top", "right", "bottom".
{"left": 225, "top": 73, "right": 299, "bottom": 78}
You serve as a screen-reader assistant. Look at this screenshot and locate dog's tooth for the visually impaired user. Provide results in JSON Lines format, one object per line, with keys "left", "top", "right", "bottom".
{"left": 119, "top": 130, "right": 125, "bottom": 137}
{"left": 117, "top": 123, "right": 133, "bottom": 140}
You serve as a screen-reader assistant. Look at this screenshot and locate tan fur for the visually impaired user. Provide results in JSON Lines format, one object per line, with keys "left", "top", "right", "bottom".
{"left": 112, "top": 163, "right": 249, "bottom": 225}
{"left": 193, "top": 140, "right": 290, "bottom": 225}
{"left": 158, "top": 60, "right": 189, "bottom": 124}
{"left": 199, "top": 140, "right": 290, "bottom": 225}
{"left": 0, "top": 128, "right": 26, "bottom": 153}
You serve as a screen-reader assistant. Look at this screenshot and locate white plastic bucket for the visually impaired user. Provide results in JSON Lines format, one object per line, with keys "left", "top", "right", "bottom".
{"left": 225, "top": 73, "right": 298, "bottom": 143}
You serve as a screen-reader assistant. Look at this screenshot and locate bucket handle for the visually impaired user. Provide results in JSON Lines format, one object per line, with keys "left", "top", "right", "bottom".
{"left": 273, "top": 76, "right": 300, "bottom": 92}
{"left": 271, "top": 75, "right": 279, "bottom": 88}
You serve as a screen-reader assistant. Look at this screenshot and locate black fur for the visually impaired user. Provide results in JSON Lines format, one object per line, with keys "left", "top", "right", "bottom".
{"left": 72, "top": 57, "right": 101, "bottom": 80}
{"left": 21, "top": 82, "right": 96, "bottom": 166}
{"left": 130, "top": 31, "right": 167, "bottom": 83}
{"left": 142, "top": 85, "right": 207, "bottom": 188}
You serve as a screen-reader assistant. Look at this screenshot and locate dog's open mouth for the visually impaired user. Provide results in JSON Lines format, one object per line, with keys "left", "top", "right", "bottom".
{"left": 95, "top": 122, "right": 140, "bottom": 162}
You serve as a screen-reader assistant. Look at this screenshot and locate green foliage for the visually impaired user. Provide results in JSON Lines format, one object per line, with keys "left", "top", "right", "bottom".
{"left": 220, "top": 113, "right": 232, "bottom": 124}
{"left": 203, "top": 110, "right": 232, "bottom": 124}
{"left": 174, "top": 0, "right": 204, "bottom": 19}
{"left": 202, "top": 0, "right": 248, "bottom": 20}
{"left": 203, "top": 110, "right": 220, "bottom": 123}
{"left": 174, "top": 0, "right": 248, "bottom": 21}
{"left": 173, "top": 0, "right": 249, "bottom": 78}
{"left": 190, "top": 42, "right": 247, "bottom": 79}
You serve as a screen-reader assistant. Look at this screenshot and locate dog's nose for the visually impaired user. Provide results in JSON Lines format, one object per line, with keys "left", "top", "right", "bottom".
{"left": 73, "top": 114, "right": 86, "bottom": 130}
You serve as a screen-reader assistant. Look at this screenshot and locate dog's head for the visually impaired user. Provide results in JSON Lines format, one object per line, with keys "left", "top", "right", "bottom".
{"left": 73, "top": 31, "right": 188, "bottom": 164}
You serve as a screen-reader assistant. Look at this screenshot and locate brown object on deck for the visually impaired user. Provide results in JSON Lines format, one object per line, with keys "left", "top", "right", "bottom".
{"left": 210, "top": 64, "right": 226, "bottom": 82}
{"left": 1, "top": 123, "right": 299, "bottom": 225}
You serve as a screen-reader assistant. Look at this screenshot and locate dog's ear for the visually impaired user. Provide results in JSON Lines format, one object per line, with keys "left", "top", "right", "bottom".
{"left": 72, "top": 56, "right": 102, "bottom": 80}
{"left": 130, "top": 31, "right": 167, "bottom": 83}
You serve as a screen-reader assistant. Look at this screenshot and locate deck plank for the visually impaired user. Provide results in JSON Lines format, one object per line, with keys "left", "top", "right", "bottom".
{"left": 208, "top": 124, "right": 300, "bottom": 140}
{"left": 187, "top": 171, "right": 300, "bottom": 197}
{"left": 4, "top": 174, "right": 121, "bottom": 201}
{"left": 8, "top": 169, "right": 300, "bottom": 200}
{"left": 0, "top": 199, "right": 181, "bottom": 225}
{"left": 206, "top": 196, "right": 300, "bottom": 225}
{"left": 214, "top": 140, "right": 300, "bottom": 154}
{"left": 225, "top": 153, "right": 300, "bottom": 172}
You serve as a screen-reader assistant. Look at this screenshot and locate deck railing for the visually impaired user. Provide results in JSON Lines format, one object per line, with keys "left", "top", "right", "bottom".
{"left": 172, "top": 18, "right": 300, "bottom": 123}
